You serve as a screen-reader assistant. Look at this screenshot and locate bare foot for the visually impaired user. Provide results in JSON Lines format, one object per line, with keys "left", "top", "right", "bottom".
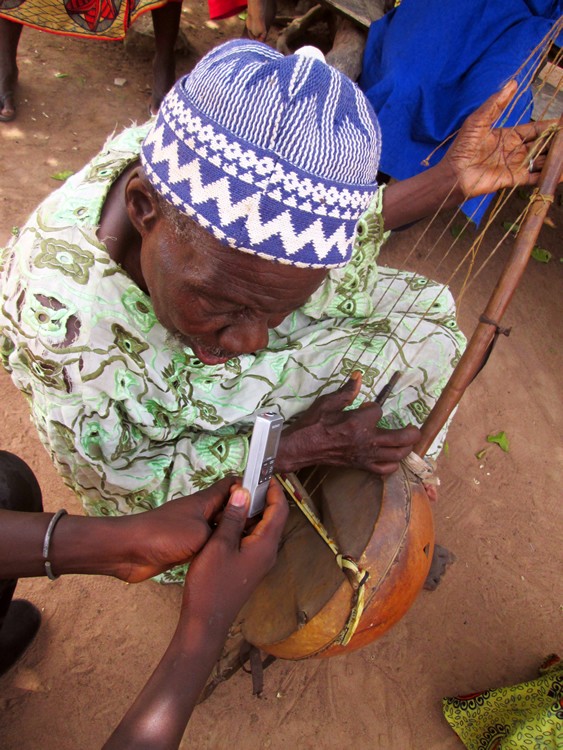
{"left": 423, "top": 482, "right": 438, "bottom": 503}
{"left": 0, "top": 82, "right": 17, "bottom": 122}
{"left": 423, "top": 544, "right": 456, "bottom": 591}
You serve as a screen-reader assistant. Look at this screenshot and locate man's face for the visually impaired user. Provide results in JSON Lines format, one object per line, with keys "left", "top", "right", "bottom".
{"left": 140, "top": 213, "right": 329, "bottom": 366}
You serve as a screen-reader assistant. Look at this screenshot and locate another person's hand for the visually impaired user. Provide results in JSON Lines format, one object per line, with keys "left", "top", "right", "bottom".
{"left": 441, "top": 80, "right": 560, "bottom": 201}
{"left": 178, "top": 480, "right": 288, "bottom": 639}
{"left": 113, "top": 476, "right": 236, "bottom": 583}
{"left": 275, "top": 371, "right": 420, "bottom": 475}
{"left": 102, "top": 482, "right": 287, "bottom": 750}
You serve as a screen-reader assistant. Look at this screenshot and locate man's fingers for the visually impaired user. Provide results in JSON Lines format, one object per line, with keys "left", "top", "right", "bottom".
{"left": 200, "top": 475, "right": 240, "bottom": 520}
{"left": 212, "top": 486, "right": 250, "bottom": 549}
{"left": 369, "top": 444, "right": 414, "bottom": 463}
{"left": 374, "top": 424, "right": 421, "bottom": 447}
{"left": 332, "top": 371, "right": 363, "bottom": 408}
{"left": 241, "top": 479, "right": 288, "bottom": 549}
{"left": 354, "top": 401, "right": 384, "bottom": 424}
{"left": 514, "top": 118, "right": 560, "bottom": 144}
{"left": 367, "top": 461, "right": 401, "bottom": 475}
{"left": 477, "top": 80, "right": 518, "bottom": 126}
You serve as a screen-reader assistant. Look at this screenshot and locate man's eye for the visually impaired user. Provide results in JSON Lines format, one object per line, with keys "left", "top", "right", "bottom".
{"left": 199, "top": 299, "right": 242, "bottom": 317}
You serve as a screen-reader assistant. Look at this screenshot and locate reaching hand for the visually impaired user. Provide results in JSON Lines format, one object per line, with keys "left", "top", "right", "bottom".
{"left": 113, "top": 476, "right": 236, "bottom": 583}
{"left": 276, "top": 372, "right": 420, "bottom": 475}
{"left": 442, "top": 80, "right": 561, "bottom": 201}
{"left": 179, "top": 481, "right": 288, "bottom": 637}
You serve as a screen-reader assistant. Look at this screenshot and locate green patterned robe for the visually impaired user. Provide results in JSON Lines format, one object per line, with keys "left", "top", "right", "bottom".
{"left": 0, "top": 123, "right": 466, "bottom": 559}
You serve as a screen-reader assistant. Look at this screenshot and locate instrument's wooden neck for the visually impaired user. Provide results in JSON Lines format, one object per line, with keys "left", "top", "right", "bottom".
{"left": 415, "top": 116, "right": 563, "bottom": 459}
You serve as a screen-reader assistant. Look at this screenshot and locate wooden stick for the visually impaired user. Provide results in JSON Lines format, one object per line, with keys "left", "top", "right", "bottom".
{"left": 415, "top": 116, "right": 563, "bottom": 458}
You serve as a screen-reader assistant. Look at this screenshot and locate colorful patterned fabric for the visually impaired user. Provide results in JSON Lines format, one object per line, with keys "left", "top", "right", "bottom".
{"left": 142, "top": 41, "right": 382, "bottom": 269}
{"left": 444, "top": 655, "right": 563, "bottom": 750}
{"left": 0, "top": 123, "right": 465, "bottom": 582}
{"left": 0, "top": 0, "right": 174, "bottom": 40}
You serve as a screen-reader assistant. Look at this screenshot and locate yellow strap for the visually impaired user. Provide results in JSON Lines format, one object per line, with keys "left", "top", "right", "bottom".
{"left": 276, "top": 472, "right": 370, "bottom": 647}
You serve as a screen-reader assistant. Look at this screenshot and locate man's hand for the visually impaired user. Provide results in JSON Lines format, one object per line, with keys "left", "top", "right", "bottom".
{"left": 113, "top": 476, "right": 237, "bottom": 583}
{"left": 441, "top": 80, "right": 560, "bottom": 202}
{"left": 178, "top": 481, "right": 288, "bottom": 638}
{"left": 382, "top": 81, "right": 561, "bottom": 231}
{"left": 275, "top": 372, "right": 420, "bottom": 475}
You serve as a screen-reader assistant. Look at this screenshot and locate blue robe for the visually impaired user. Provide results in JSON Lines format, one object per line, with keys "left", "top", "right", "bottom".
{"left": 360, "top": 0, "right": 563, "bottom": 224}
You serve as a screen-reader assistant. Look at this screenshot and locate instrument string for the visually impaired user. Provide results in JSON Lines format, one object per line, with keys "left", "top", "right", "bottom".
{"left": 318, "top": 50, "right": 561, "bottom": 391}
{"left": 301, "top": 20, "right": 563, "bottom": 491}
{"left": 360, "top": 128, "right": 558, "bottom": 396}
{"left": 302, "top": 151, "right": 558, "bottom": 496}
{"left": 330, "top": 119, "right": 558, "bottom": 401}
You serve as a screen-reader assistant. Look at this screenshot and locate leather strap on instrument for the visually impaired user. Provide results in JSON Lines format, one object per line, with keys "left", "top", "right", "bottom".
{"left": 240, "top": 641, "right": 276, "bottom": 696}
{"left": 276, "top": 471, "right": 370, "bottom": 647}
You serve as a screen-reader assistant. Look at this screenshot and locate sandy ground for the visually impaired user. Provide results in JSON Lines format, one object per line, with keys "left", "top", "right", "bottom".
{"left": 0, "top": 15, "right": 563, "bottom": 750}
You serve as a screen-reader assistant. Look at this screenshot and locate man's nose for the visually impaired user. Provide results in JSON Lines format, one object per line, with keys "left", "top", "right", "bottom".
{"left": 217, "top": 317, "right": 270, "bottom": 355}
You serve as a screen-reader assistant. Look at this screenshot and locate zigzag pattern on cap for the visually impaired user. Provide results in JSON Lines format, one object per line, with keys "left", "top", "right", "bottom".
{"left": 141, "top": 40, "right": 382, "bottom": 268}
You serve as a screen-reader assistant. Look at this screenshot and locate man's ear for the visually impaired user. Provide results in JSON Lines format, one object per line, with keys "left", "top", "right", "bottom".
{"left": 125, "top": 170, "right": 159, "bottom": 235}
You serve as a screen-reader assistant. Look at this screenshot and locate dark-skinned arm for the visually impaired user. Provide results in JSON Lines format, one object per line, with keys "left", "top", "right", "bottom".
{"left": 382, "top": 81, "right": 561, "bottom": 231}
{"left": 102, "top": 481, "right": 288, "bottom": 750}
{"left": 0, "top": 476, "right": 236, "bottom": 583}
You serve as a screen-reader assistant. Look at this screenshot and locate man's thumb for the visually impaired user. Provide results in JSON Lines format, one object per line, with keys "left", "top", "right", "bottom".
{"left": 335, "top": 371, "right": 363, "bottom": 407}
{"left": 215, "top": 487, "right": 249, "bottom": 547}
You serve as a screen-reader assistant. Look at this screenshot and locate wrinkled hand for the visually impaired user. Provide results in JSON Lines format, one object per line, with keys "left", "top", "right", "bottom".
{"left": 113, "top": 476, "right": 236, "bottom": 583}
{"left": 276, "top": 372, "right": 420, "bottom": 475}
{"left": 179, "top": 481, "right": 288, "bottom": 637}
{"left": 442, "top": 80, "right": 560, "bottom": 201}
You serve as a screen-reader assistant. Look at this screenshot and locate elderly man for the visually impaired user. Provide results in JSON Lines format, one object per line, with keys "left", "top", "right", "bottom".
{"left": 0, "top": 41, "right": 551, "bottom": 582}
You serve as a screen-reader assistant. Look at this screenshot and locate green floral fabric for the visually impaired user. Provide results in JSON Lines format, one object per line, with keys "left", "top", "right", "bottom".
{"left": 0, "top": 124, "right": 466, "bottom": 580}
{"left": 444, "top": 656, "right": 563, "bottom": 749}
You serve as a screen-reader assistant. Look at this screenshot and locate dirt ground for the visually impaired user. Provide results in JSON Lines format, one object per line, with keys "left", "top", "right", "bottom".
{"left": 0, "top": 14, "right": 563, "bottom": 750}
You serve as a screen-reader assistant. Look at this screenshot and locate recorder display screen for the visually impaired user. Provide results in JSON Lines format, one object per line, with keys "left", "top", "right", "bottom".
{"left": 264, "top": 426, "right": 279, "bottom": 458}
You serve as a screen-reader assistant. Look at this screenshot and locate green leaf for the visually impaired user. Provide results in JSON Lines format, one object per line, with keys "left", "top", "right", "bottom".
{"left": 450, "top": 220, "right": 476, "bottom": 239}
{"left": 517, "top": 188, "right": 528, "bottom": 200}
{"left": 487, "top": 431, "right": 509, "bottom": 452}
{"left": 54, "top": 72, "right": 68, "bottom": 78}
{"left": 50, "top": 170, "right": 74, "bottom": 181}
{"left": 531, "top": 246, "right": 551, "bottom": 263}
{"left": 444, "top": 441, "right": 449, "bottom": 458}
{"left": 475, "top": 448, "right": 487, "bottom": 459}
{"left": 238, "top": 8, "right": 247, "bottom": 18}
{"left": 11, "top": 226, "right": 19, "bottom": 237}
{"left": 502, "top": 221, "right": 520, "bottom": 234}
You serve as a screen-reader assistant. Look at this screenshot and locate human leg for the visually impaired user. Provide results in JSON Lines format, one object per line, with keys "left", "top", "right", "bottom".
{"left": 0, "top": 451, "right": 43, "bottom": 676}
{"left": 0, "top": 17, "right": 22, "bottom": 122}
{"left": 150, "top": 1, "right": 182, "bottom": 115}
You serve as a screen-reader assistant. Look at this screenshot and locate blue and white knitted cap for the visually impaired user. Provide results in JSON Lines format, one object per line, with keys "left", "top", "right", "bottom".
{"left": 141, "top": 40, "right": 382, "bottom": 268}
